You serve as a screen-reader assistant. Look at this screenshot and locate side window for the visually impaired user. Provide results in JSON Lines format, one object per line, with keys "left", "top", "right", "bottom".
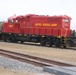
{"left": 9, "top": 20, "right": 13, "bottom": 24}
{"left": 15, "top": 19, "right": 18, "bottom": 23}
{"left": 63, "top": 19, "right": 69, "bottom": 22}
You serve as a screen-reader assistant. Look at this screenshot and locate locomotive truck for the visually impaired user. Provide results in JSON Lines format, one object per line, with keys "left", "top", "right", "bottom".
{"left": 0, "top": 14, "right": 76, "bottom": 48}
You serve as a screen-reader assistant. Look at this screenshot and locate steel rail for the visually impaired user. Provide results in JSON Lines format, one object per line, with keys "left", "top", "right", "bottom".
{"left": 0, "top": 41, "right": 76, "bottom": 50}
{"left": 0, "top": 49, "right": 75, "bottom": 67}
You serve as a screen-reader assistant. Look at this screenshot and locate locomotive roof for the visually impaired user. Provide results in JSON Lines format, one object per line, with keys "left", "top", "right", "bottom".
{"left": 8, "top": 14, "right": 71, "bottom": 20}
{"left": 24, "top": 14, "right": 71, "bottom": 19}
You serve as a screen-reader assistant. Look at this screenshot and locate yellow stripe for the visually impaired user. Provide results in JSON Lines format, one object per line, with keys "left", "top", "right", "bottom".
{"left": 42, "top": 36, "right": 45, "bottom": 37}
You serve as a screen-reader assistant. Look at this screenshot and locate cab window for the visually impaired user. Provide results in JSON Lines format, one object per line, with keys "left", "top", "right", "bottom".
{"left": 9, "top": 20, "right": 13, "bottom": 24}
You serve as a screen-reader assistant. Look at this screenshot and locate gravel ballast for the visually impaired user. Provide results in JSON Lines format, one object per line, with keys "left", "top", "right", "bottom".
{"left": 0, "top": 56, "right": 44, "bottom": 73}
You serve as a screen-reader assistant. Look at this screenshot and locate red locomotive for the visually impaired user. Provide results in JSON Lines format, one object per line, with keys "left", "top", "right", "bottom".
{"left": 1, "top": 14, "right": 76, "bottom": 48}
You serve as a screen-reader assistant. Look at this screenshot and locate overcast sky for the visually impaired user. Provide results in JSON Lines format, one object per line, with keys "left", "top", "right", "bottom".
{"left": 0, "top": 0, "right": 76, "bottom": 29}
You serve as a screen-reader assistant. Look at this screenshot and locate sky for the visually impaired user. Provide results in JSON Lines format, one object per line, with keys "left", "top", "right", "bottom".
{"left": 0, "top": 0, "right": 76, "bottom": 29}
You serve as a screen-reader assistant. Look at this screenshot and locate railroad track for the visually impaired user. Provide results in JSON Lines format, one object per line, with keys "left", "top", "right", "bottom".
{"left": 23, "top": 42, "right": 76, "bottom": 50}
{"left": 0, "top": 49, "right": 75, "bottom": 67}
{"left": 0, "top": 41, "right": 76, "bottom": 50}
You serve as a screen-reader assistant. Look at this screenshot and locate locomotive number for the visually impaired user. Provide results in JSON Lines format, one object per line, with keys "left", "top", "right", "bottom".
{"left": 9, "top": 25, "right": 13, "bottom": 27}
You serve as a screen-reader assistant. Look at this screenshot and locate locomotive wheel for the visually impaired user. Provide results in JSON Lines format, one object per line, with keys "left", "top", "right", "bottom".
{"left": 11, "top": 38, "right": 15, "bottom": 42}
{"left": 40, "top": 40, "right": 46, "bottom": 46}
{"left": 3, "top": 38, "right": 7, "bottom": 42}
{"left": 63, "top": 40, "right": 73, "bottom": 48}
{"left": 2, "top": 34, "right": 7, "bottom": 42}
{"left": 55, "top": 40, "right": 60, "bottom": 48}
{"left": 56, "top": 44, "right": 60, "bottom": 48}
{"left": 40, "top": 41, "right": 46, "bottom": 46}
{"left": 10, "top": 35, "right": 17, "bottom": 43}
{"left": 11, "top": 37, "right": 17, "bottom": 43}
{"left": 40, "top": 38, "right": 46, "bottom": 46}
{"left": 49, "top": 41, "right": 53, "bottom": 47}
{"left": 21, "top": 41, "right": 23, "bottom": 43}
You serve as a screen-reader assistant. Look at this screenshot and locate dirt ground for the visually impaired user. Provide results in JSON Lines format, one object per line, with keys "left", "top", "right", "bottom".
{"left": 0, "top": 67, "right": 28, "bottom": 75}
{"left": 0, "top": 67, "right": 51, "bottom": 75}
{"left": 0, "top": 42, "right": 76, "bottom": 64}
